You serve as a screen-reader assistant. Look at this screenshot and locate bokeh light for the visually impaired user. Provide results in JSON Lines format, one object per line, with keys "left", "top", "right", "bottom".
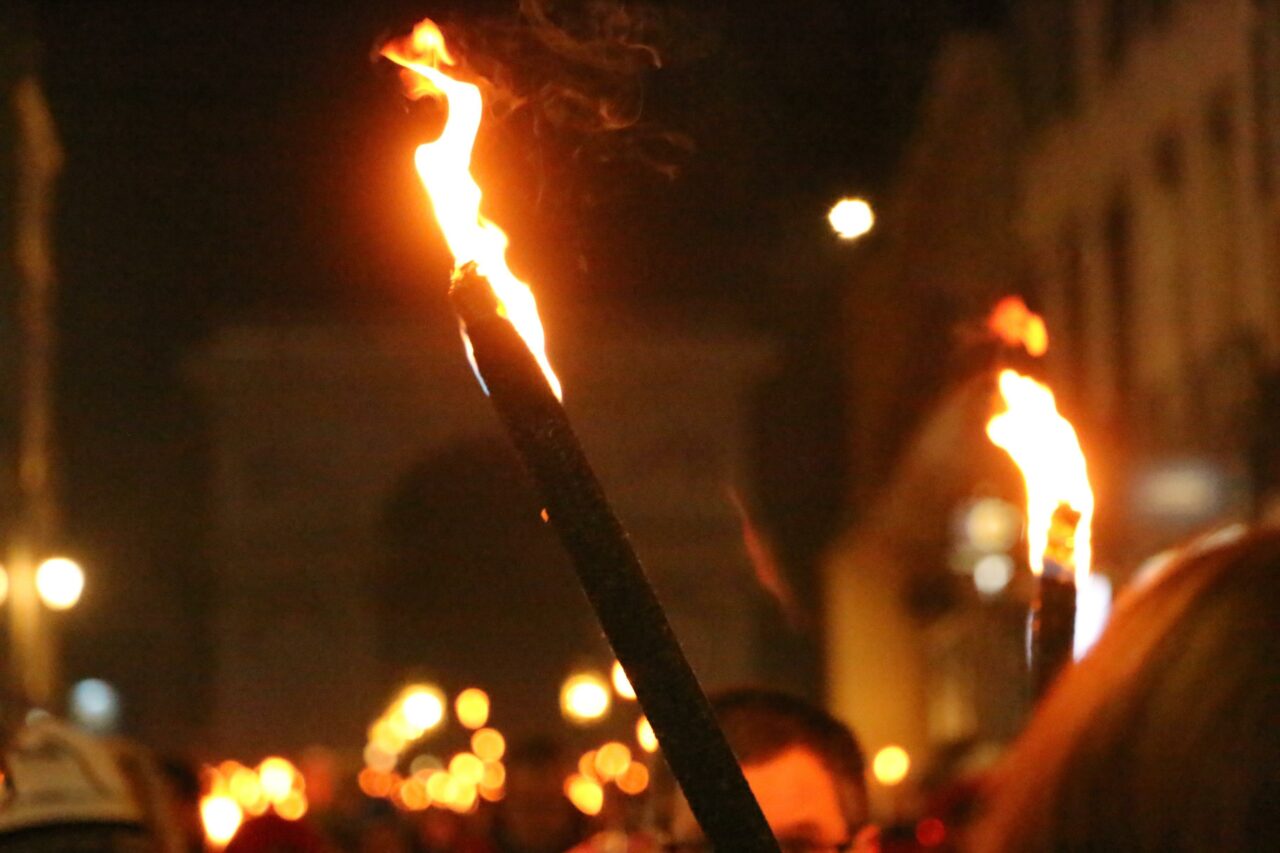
{"left": 471, "top": 728, "right": 505, "bottom": 762}
{"left": 455, "top": 687, "right": 490, "bottom": 729}
{"left": 610, "top": 661, "right": 636, "bottom": 700}
{"left": 828, "top": 197, "right": 875, "bottom": 240}
{"left": 35, "top": 557, "right": 84, "bottom": 610}
{"left": 560, "top": 672, "right": 610, "bottom": 723}
{"left": 872, "top": 745, "right": 910, "bottom": 786}
{"left": 257, "top": 757, "right": 295, "bottom": 803}
{"left": 593, "top": 742, "right": 631, "bottom": 781}
{"left": 564, "top": 774, "right": 604, "bottom": 816}
{"left": 69, "top": 678, "right": 121, "bottom": 733}
{"left": 401, "top": 685, "right": 447, "bottom": 733}
{"left": 635, "top": 716, "right": 658, "bottom": 753}
{"left": 616, "top": 761, "right": 649, "bottom": 795}
{"left": 200, "top": 795, "right": 243, "bottom": 847}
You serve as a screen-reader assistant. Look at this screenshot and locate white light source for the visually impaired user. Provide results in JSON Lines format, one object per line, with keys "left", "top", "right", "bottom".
{"left": 36, "top": 557, "right": 84, "bottom": 610}
{"left": 828, "top": 197, "right": 875, "bottom": 240}
{"left": 69, "top": 678, "right": 121, "bottom": 733}
{"left": 1073, "top": 572, "right": 1113, "bottom": 660}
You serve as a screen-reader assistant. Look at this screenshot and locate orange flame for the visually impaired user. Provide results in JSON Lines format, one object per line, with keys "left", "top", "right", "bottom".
{"left": 985, "top": 370, "right": 1093, "bottom": 576}
{"left": 987, "top": 296, "right": 1048, "bottom": 357}
{"left": 382, "top": 19, "right": 562, "bottom": 399}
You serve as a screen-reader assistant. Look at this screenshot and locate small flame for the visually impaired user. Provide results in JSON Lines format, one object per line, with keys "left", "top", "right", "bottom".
{"left": 985, "top": 370, "right": 1093, "bottom": 576}
{"left": 987, "top": 296, "right": 1048, "bottom": 357}
{"left": 382, "top": 19, "right": 562, "bottom": 399}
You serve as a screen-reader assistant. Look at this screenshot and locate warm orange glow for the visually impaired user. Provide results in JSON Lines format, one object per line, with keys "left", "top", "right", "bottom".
{"left": 228, "top": 768, "right": 263, "bottom": 809}
{"left": 828, "top": 197, "right": 875, "bottom": 240}
{"left": 610, "top": 661, "right": 636, "bottom": 700}
{"left": 401, "top": 684, "right": 447, "bottom": 733}
{"left": 560, "top": 672, "right": 611, "bottom": 723}
{"left": 358, "top": 768, "right": 394, "bottom": 798}
{"left": 276, "top": 791, "right": 308, "bottom": 822}
{"left": 986, "top": 370, "right": 1094, "bottom": 576}
{"left": 399, "top": 778, "right": 430, "bottom": 811}
{"left": 564, "top": 774, "right": 605, "bottom": 816}
{"left": 426, "top": 771, "right": 454, "bottom": 804}
{"left": 257, "top": 757, "right": 296, "bottom": 804}
{"left": 449, "top": 752, "right": 486, "bottom": 786}
{"left": 593, "top": 742, "right": 632, "bottom": 781}
{"left": 577, "top": 750, "right": 599, "bottom": 781}
{"left": 200, "top": 795, "right": 243, "bottom": 847}
{"left": 481, "top": 761, "right": 506, "bottom": 790}
{"left": 616, "top": 761, "right": 650, "bottom": 795}
{"left": 872, "top": 745, "right": 910, "bottom": 787}
{"left": 455, "top": 687, "right": 490, "bottom": 729}
{"left": 987, "top": 296, "right": 1049, "bottom": 357}
{"left": 635, "top": 716, "right": 658, "bottom": 754}
{"left": 471, "top": 728, "right": 506, "bottom": 762}
{"left": 381, "top": 18, "right": 561, "bottom": 399}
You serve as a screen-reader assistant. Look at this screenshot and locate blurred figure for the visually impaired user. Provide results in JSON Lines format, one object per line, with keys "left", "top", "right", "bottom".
{"left": 487, "top": 736, "right": 586, "bottom": 853}
{"left": 0, "top": 715, "right": 183, "bottom": 851}
{"left": 662, "top": 687, "right": 879, "bottom": 853}
{"left": 970, "top": 529, "right": 1280, "bottom": 851}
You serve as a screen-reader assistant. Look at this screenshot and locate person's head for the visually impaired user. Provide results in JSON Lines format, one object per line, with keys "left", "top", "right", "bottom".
{"left": 666, "top": 688, "right": 877, "bottom": 853}
{"left": 970, "top": 528, "right": 1280, "bottom": 851}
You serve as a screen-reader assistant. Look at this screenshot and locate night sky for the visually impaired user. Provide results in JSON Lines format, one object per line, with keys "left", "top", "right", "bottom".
{"left": 27, "top": 0, "right": 993, "bottom": 736}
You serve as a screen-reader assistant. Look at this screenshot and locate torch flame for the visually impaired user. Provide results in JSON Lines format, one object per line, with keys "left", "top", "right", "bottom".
{"left": 985, "top": 370, "right": 1093, "bottom": 577}
{"left": 987, "top": 296, "right": 1049, "bottom": 357}
{"left": 382, "top": 19, "right": 562, "bottom": 399}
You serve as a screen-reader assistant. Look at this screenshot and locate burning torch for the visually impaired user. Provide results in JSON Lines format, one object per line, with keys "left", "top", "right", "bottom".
{"left": 380, "top": 20, "right": 778, "bottom": 851}
{"left": 986, "top": 368, "right": 1095, "bottom": 698}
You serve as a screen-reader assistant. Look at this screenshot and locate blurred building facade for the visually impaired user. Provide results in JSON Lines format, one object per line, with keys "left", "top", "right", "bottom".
{"left": 823, "top": 0, "right": 1280, "bottom": 817}
{"left": 190, "top": 316, "right": 773, "bottom": 758}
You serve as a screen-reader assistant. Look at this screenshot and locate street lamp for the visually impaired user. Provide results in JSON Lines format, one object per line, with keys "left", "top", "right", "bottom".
{"left": 34, "top": 557, "right": 84, "bottom": 610}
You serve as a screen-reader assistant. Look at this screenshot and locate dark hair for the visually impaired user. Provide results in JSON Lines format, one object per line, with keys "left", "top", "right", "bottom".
{"left": 970, "top": 529, "right": 1280, "bottom": 851}
{"left": 710, "top": 687, "right": 869, "bottom": 825}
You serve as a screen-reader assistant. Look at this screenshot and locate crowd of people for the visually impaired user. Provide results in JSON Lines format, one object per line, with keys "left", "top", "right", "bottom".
{"left": 0, "top": 527, "right": 1275, "bottom": 851}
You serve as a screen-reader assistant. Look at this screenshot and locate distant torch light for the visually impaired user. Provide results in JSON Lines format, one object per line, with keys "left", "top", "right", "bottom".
{"left": 200, "top": 795, "right": 243, "bottom": 847}
{"left": 36, "top": 557, "right": 84, "bottom": 610}
{"left": 828, "top": 197, "right": 875, "bottom": 240}
{"left": 560, "top": 672, "right": 611, "bottom": 723}
{"left": 402, "top": 684, "right": 447, "bottom": 733}
{"left": 455, "top": 687, "right": 490, "bottom": 729}
{"left": 69, "top": 678, "right": 121, "bottom": 734}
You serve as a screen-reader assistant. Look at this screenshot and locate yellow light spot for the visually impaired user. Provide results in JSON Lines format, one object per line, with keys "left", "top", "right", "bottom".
{"left": 35, "top": 557, "right": 85, "bottom": 610}
{"left": 828, "top": 197, "right": 875, "bottom": 240}
{"left": 480, "top": 761, "right": 505, "bottom": 790}
{"left": 471, "top": 728, "right": 505, "bottom": 762}
{"left": 447, "top": 782, "right": 479, "bottom": 813}
{"left": 399, "top": 778, "right": 430, "bottom": 811}
{"left": 449, "top": 752, "right": 486, "bottom": 786}
{"left": 872, "top": 745, "right": 911, "bottom": 787}
{"left": 200, "top": 795, "right": 243, "bottom": 847}
{"left": 276, "top": 791, "right": 308, "bottom": 821}
{"left": 635, "top": 716, "right": 658, "bottom": 754}
{"left": 610, "top": 661, "right": 636, "bottom": 700}
{"left": 560, "top": 672, "right": 610, "bottom": 723}
{"left": 401, "top": 685, "right": 447, "bottom": 732}
{"left": 578, "top": 750, "right": 599, "bottom": 781}
{"left": 616, "top": 761, "right": 649, "bottom": 795}
{"left": 426, "top": 771, "right": 454, "bottom": 803}
{"left": 593, "top": 742, "right": 631, "bottom": 781}
{"left": 564, "top": 774, "right": 604, "bottom": 816}
{"left": 455, "top": 688, "right": 490, "bottom": 730}
{"left": 228, "top": 768, "right": 262, "bottom": 809}
{"left": 258, "top": 757, "right": 295, "bottom": 804}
